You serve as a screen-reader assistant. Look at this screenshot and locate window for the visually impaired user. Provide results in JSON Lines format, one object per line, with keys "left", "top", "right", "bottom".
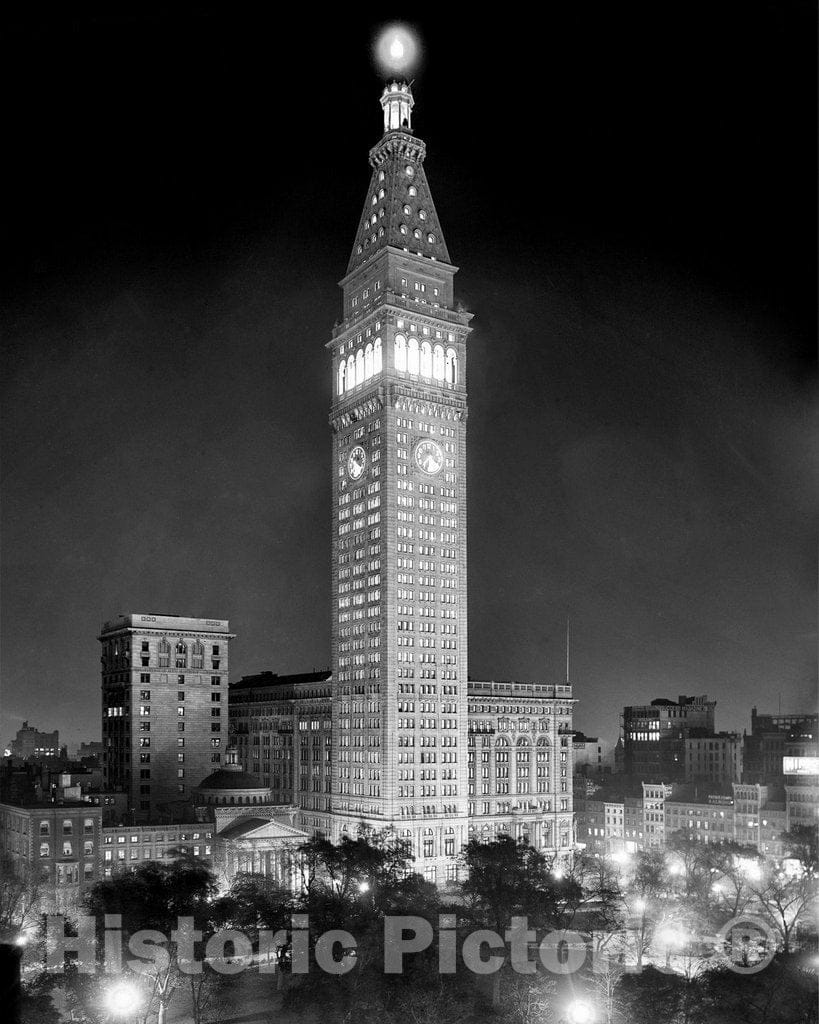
{"left": 445, "top": 348, "right": 458, "bottom": 385}
{"left": 395, "top": 332, "right": 408, "bottom": 372}
{"left": 40, "top": 842, "right": 49, "bottom": 858}
{"left": 175, "top": 641, "right": 187, "bottom": 668}
{"left": 408, "top": 337, "right": 419, "bottom": 375}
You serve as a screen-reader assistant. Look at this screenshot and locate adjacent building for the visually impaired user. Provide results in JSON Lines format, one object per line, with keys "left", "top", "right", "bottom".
{"left": 0, "top": 800, "right": 102, "bottom": 913}
{"left": 684, "top": 732, "right": 743, "bottom": 785}
{"left": 7, "top": 721, "right": 61, "bottom": 761}
{"left": 622, "top": 695, "right": 715, "bottom": 782}
{"left": 99, "top": 614, "right": 234, "bottom": 822}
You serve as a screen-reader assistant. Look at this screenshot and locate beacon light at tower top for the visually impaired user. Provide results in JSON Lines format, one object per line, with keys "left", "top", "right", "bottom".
{"left": 374, "top": 24, "right": 421, "bottom": 77}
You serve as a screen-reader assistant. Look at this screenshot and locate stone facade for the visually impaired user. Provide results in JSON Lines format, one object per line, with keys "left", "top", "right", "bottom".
{"left": 99, "top": 614, "right": 234, "bottom": 822}
{"left": 0, "top": 801, "right": 102, "bottom": 913}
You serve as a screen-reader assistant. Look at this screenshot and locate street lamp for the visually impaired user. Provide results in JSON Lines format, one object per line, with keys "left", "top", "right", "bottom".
{"left": 565, "top": 999, "right": 596, "bottom": 1023}
{"left": 104, "top": 981, "right": 143, "bottom": 1020}
{"left": 358, "top": 880, "right": 370, "bottom": 893}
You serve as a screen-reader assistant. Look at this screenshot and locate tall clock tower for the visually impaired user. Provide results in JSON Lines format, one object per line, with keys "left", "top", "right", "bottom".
{"left": 328, "top": 81, "right": 472, "bottom": 880}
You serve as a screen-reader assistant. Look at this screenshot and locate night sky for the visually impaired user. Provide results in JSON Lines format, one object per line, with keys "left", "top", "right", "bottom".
{"left": 2, "top": 6, "right": 816, "bottom": 750}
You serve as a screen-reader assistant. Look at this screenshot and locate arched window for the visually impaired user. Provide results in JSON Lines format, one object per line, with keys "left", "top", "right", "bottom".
{"left": 192, "top": 641, "right": 204, "bottom": 668}
{"left": 371, "top": 194, "right": 377, "bottom": 205}
{"left": 378, "top": 188, "right": 385, "bottom": 198}
{"left": 158, "top": 638, "right": 170, "bottom": 668}
{"left": 433, "top": 345, "right": 445, "bottom": 380}
{"left": 414, "top": 228, "right": 422, "bottom": 240}
{"left": 373, "top": 338, "right": 383, "bottom": 374}
{"left": 407, "top": 337, "right": 419, "bottom": 375}
{"left": 420, "top": 341, "right": 432, "bottom": 378}
{"left": 356, "top": 348, "right": 364, "bottom": 384}
{"left": 445, "top": 348, "right": 458, "bottom": 385}
{"left": 395, "top": 334, "right": 407, "bottom": 372}
{"left": 346, "top": 355, "right": 356, "bottom": 390}
{"left": 175, "top": 641, "right": 187, "bottom": 668}
{"left": 370, "top": 214, "right": 377, "bottom": 226}
{"left": 364, "top": 343, "right": 373, "bottom": 379}
{"left": 338, "top": 359, "right": 346, "bottom": 396}
{"left": 408, "top": 185, "right": 417, "bottom": 196}
{"left": 399, "top": 224, "right": 408, "bottom": 235}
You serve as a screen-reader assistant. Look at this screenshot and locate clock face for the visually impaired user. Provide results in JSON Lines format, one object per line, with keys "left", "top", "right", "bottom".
{"left": 347, "top": 445, "right": 366, "bottom": 480}
{"left": 414, "top": 439, "right": 444, "bottom": 476}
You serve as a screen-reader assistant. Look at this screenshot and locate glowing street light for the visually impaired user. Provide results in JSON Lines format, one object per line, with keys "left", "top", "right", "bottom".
{"left": 566, "top": 998, "right": 596, "bottom": 1023}
{"left": 357, "top": 880, "right": 370, "bottom": 893}
{"left": 105, "top": 981, "right": 143, "bottom": 1019}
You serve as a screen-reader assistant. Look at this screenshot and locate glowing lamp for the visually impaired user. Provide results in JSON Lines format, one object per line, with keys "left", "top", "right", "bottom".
{"left": 374, "top": 24, "right": 421, "bottom": 76}
{"left": 105, "top": 982, "right": 142, "bottom": 1017}
{"left": 566, "top": 999, "right": 596, "bottom": 1023}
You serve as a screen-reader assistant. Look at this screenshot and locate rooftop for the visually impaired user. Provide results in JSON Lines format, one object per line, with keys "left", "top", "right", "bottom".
{"left": 230, "top": 670, "right": 332, "bottom": 692}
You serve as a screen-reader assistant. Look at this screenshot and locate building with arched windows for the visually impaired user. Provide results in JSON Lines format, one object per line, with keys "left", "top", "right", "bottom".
{"left": 229, "top": 78, "right": 575, "bottom": 884}
{"left": 93, "top": 78, "right": 575, "bottom": 880}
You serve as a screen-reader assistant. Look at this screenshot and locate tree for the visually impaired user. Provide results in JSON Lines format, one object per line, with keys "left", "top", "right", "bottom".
{"left": 83, "top": 855, "right": 218, "bottom": 1024}
{"left": 698, "top": 955, "right": 818, "bottom": 1024}
{"left": 701, "top": 841, "right": 765, "bottom": 925}
{"left": 616, "top": 966, "right": 688, "bottom": 1024}
{"left": 629, "top": 849, "right": 669, "bottom": 967}
{"left": 460, "top": 835, "right": 567, "bottom": 932}
{"left": 752, "top": 867, "right": 818, "bottom": 954}
{"left": 0, "top": 853, "right": 44, "bottom": 942}
{"left": 780, "top": 825, "right": 819, "bottom": 873}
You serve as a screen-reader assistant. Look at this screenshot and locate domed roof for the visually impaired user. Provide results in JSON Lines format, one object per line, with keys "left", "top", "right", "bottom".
{"left": 196, "top": 768, "right": 268, "bottom": 791}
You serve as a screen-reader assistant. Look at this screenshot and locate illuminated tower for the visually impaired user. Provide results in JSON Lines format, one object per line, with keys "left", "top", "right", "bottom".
{"left": 328, "top": 78, "right": 472, "bottom": 881}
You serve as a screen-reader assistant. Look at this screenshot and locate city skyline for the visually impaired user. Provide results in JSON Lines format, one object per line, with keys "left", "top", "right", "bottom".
{"left": 2, "top": 8, "right": 816, "bottom": 749}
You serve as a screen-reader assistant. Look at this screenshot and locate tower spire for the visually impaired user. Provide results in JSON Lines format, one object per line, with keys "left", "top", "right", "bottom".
{"left": 566, "top": 617, "right": 571, "bottom": 684}
{"left": 380, "top": 80, "right": 414, "bottom": 133}
{"left": 345, "top": 80, "right": 451, "bottom": 275}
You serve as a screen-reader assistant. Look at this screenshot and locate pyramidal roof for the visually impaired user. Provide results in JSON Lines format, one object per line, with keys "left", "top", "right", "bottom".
{"left": 347, "top": 83, "right": 451, "bottom": 275}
